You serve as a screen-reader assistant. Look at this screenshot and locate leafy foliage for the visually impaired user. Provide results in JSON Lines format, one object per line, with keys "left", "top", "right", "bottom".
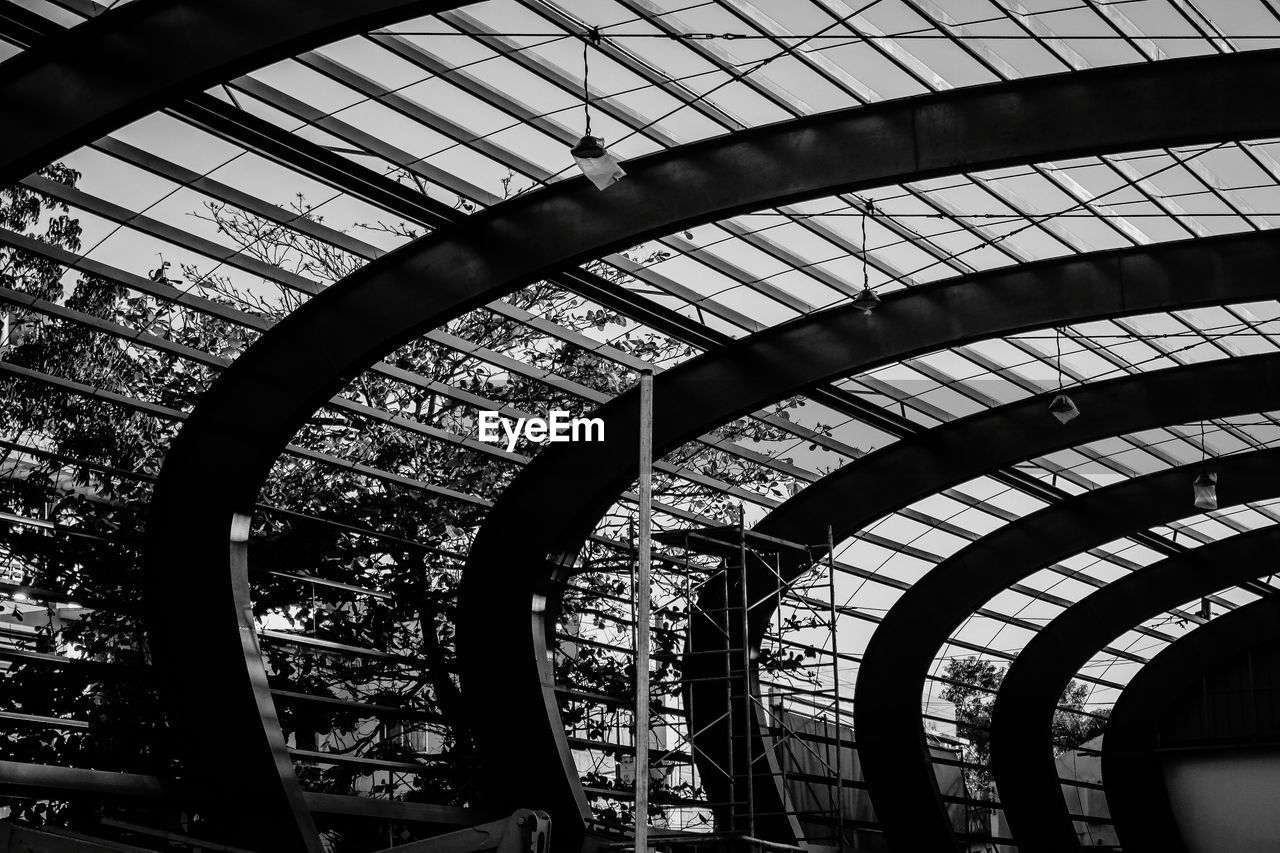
{"left": 0, "top": 171, "right": 820, "bottom": 842}
{"left": 940, "top": 657, "right": 1110, "bottom": 804}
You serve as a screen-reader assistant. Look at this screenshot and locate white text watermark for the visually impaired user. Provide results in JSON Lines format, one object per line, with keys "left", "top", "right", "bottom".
{"left": 477, "top": 411, "right": 605, "bottom": 452}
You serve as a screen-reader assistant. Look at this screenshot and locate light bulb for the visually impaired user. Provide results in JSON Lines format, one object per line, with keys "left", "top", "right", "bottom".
{"left": 571, "top": 135, "right": 625, "bottom": 190}
{"left": 1192, "top": 471, "right": 1218, "bottom": 511}
{"left": 1048, "top": 393, "right": 1079, "bottom": 424}
{"left": 852, "top": 286, "right": 880, "bottom": 314}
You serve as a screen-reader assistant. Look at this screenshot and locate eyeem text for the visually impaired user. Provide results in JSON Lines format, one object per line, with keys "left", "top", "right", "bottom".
{"left": 477, "top": 411, "right": 605, "bottom": 452}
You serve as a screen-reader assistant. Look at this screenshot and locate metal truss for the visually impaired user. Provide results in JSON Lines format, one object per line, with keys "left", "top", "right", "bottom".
{"left": 1103, "top": 595, "right": 1280, "bottom": 853}
{"left": 990, "top": 523, "right": 1280, "bottom": 851}
{"left": 466, "top": 224, "right": 1280, "bottom": 848}
{"left": 677, "top": 350, "right": 1280, "bottom": 846}
{"left": 0, "top": 3, "right": 1274, "bottom": 845}
{"left": 855, "top": 446, "right": 1280, "bottom": 850}
{"left": 0, "top": 0, "right": 478, "bottom": 183}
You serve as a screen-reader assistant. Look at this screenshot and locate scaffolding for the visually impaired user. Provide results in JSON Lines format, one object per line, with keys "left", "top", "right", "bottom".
{"left": 648, "top": 513, "right": 848, "bottom": 853}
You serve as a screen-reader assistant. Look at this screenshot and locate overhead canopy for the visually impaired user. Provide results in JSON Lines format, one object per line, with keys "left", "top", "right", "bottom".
{"left": 3, "top": 3, "right": 1280, "bottom": 852}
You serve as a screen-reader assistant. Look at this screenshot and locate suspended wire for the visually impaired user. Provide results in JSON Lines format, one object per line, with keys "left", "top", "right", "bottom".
{"left": 1056, "top": 327, "right": 1065, "bottom": 392}
{"left": 862, "top": 199, "right": 872, "bottom": 293}
{"left": 582, "top": 28, "right": 596, "bottom": 137}
{"left": 379, "top": 29, "right": 1280, "bottom": 43}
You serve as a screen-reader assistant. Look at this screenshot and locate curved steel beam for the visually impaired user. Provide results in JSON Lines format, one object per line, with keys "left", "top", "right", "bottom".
{"left": 678, "top": 351, "right": 1280, "bottom": 842}
{"left": 0, "top": 0, "right": 475, "bottom": 184}
{"left": 144, "top": 50, "right": 1280, "bottom": 852}
{"left": 990, "top": 524, "right": 1280, "bottom": 852}
{"left": 1103, "top": 595, "right": 1280, "bottom": 852}
{"left": 854, "top": 446, "right": 1280, "bottom": 852}
{"left": 749, "top": 349, "right": 1280, "bottom": 581}
{"left": 472, "top": 229, "right": 1280, "bottom": 843}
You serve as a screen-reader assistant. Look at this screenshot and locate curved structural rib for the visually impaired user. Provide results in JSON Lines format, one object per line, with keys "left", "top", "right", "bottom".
{"left": 470, "top": 229, "right": 1280, "bottom": 843}
{"left": 677, "top": 352, "right": 1280, "bottom": 841}
{"left": 0, "top": 0, "right": 476, "bottom": 184}
{"left": 991, "top": 524, "right": 1280, "bottom": 852}
{"left": 1103, "top": 595, "right": 1280, "bottom": 853}
{"left": 854, "top": 446, "right": 1280, "bottom": 852}
{"left": 144, "top": 51, "right": 1280, "bottom": 852}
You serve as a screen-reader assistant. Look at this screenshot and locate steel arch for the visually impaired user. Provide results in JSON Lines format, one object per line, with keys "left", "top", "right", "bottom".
{"left": 854, "top": 446, "right": 1280, "bottom": 851}
{"left": 468, "top": 230, "right": 1280, "bottom": 844}
{"left": 990, "top": 525, "right": 1280, "bottom": 851}
{"left": 1102, "top": 595, "right": 1280, "bottom": 853}
{"left": 0, "top": 0, "right": 477, "bottom": 185}
{"left": 143, "top": 50, "right": 1280, "bottom": 851}
{"left": 678, "top": 351, "right": 1280, "bottom": 843}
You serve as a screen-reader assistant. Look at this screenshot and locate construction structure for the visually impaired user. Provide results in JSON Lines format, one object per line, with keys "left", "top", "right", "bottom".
{"left": 1, "top": 1, "right": 1280, "bottom": 851}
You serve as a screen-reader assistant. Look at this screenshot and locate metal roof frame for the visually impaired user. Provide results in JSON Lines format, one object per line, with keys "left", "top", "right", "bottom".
{"left": 855, "top": 448, "right": 1280, "bottom": 850}
{"left": 0, "top": 0, "right": 479, "bottom": 183}
{"left": 990, "top": 523, "right": 1280, "bottom": 851}
{"left": 1102, "top": 595, "right": 1280, "bottom": 853}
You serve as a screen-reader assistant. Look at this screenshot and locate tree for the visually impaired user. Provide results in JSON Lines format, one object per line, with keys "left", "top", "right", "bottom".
{"left": 0, "top": 171, "right": 824, "bottom": 842}
{"left": 940, "top": 657, "right": 1110, "bottom": 804}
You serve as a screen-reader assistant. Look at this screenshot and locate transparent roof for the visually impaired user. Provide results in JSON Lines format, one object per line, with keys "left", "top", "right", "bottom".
{"left": 4, "top": 0, "right": 1280, "bottom": 838}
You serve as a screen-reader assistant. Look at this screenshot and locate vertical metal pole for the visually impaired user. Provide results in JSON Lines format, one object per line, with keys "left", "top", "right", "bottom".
{"left": 630, "top": 522, "right": 637, "bottom": 648}
{"left": 738, "top": 505, "right": 755, "bottom": 838}
{"left": 773, "top": 551, "right": 788, "bottom": 830}
{"left": 635, "top": 369, "right": 654, "bottom": 853}
{"left": 682, "top": 539, "right": 698, "bottom": 826}
{"left": 723, "top": 548, "right": 736, "bottom": 833}
{"left": 827, "top": 525, "right": 845, "bottom": 850}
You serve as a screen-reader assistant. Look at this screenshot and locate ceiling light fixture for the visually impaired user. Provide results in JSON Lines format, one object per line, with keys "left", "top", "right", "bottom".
{"left": 1049, "top": 327, "right": 1078, "bottom": 423}
{"left": 572, "top": 28, "right": 624, "bottom": 191}
{"left": 1048, "top": 394, "right": 1079, "bottom": 424}
{"left": 1193, "top": 421, "right": 1217, "bottom": 510}
{"left": 1192, "top": 471, "right": 1218, "bottom": 511}
{"left": 853, "top": 199, "right": 879, "bottom": 314}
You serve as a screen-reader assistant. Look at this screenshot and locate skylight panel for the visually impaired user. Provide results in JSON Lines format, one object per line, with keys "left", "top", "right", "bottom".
{"left": 1034, "top": 6, "right": 1147, "bottom": 68}
{"left": 1018, "top": 569, "right": 1099, "bottom": 605}
{"left": 909, "top": 382, "right": 987, "bottom": 420}
{"left": 248, "top": 59, "right": 370, "bottom": 116}
{"left": 746, "top": 54, "right": 858, "bottom": 114}
{"left": 686, "top": 74, "right": 796, "bottom": 127}
{"left": 817, "top": 39, "right": 933, "bottom": 100}
{"left": 712, "top": 283, "right": 803, "bottom": 325}
{"left": 753, "top": 219, "right": 848, "bottom": 266}
{"left": 315, "top": 36, "right": 433, "bottom": 92}
{"left": 964, "top": 478, "right": 1051, "bottom": 519}
{"left": 110, "top": 113, "right": 239, "bottom": 177}
{"left": 697, "top": 232, "right": 798, "bottom": 282}
{"left": 14, "top": 0, "right": 83, "bottom": 29}
{"left": 1056, "top": 551, "right": 1125, "bottom": 585}
{"left": 764, "top": 268, "right": 847, "bottom": 310}
{"left": 869, "top": 13, "right": 1001, "bottom": 89}
{"left": 1202, "top": 1, "right": 1280, "bottom": 47}
{"left": 64, "top": 148, "right": 178, "bottom": 213}
{"left": 607, "top": 85, "right": 729, "bottom": 145}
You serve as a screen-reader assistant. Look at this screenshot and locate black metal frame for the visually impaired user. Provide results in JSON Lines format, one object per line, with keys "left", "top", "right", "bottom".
{"left": 854, "top": 447, "right": 1280, "bottom": 851}
{"left": 469, "top": 226, "right": 1280, "bottom": 849}
{"left": 677, "top": 350, "right": 1280, "bottom": 845}
{"left": 137, "top": 50, "right": 1280, "bottom": 850}
{"left": 1102, "top": 595, "right": 1280, "bottom": 853}
{"left": 989, "top": 524, "right": 1280, "bottom": 851}
{"left": 0, "top": 0, "right": 477, "bottom": 184}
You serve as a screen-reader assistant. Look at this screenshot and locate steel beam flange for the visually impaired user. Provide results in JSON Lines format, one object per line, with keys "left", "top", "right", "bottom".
{"left": 855, "top": 448, "right": 1280, "bottom": 851}
{"left": 991, "top": 525, "right": 1280, "bottom": 851}
{"left": 0, "top": 0, "right": 477, "bottom": 185}
{"left": 685, "top": 351, "right": 1280, "bottom": 843}
{"left": 144, "top": 50, "right": 1280, "bottom": 851}
{"left": 1102, "top": 595, "right": 1280, "bottom": 853}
